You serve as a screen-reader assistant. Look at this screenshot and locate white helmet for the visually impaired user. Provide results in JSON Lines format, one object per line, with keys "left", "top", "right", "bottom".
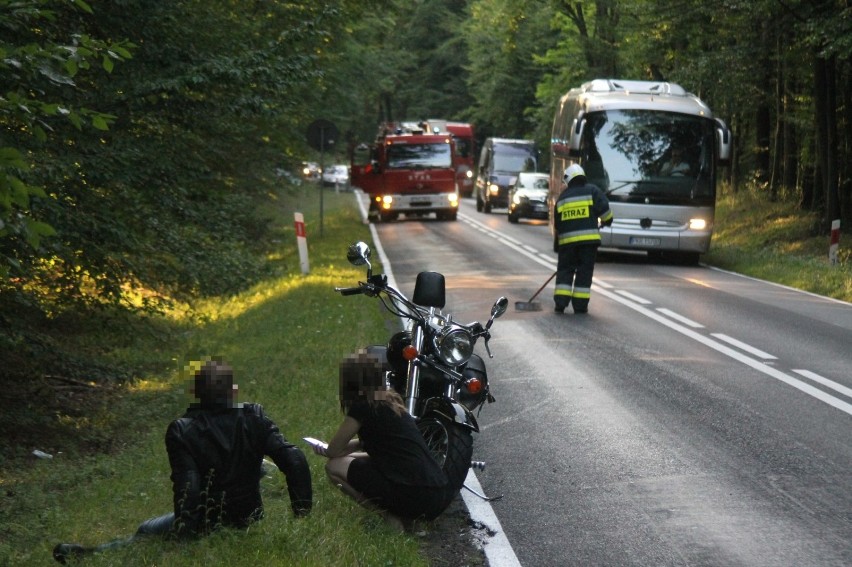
{"left": 563, "top": 164, "right": 585, "bottom": 184}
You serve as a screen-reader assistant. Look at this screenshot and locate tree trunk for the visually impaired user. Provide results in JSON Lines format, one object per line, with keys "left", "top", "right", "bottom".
{"left": 769, "top": 26, "right": 782, "bottom": 201}
{"left": 811, "top": 52, "right": 827, "bottom": 214}
{"left": 824, "top": 53, "right": 840, "bottom": 230}
{"left": 841, "top": 61, "right": 852, "bottom": 223}
{"left": 754, "top": 19, "right": 772, "bottom": 188}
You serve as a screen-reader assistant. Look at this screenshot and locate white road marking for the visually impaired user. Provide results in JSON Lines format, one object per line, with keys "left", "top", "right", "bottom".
{"left": 656, "top": 308, "right": 705, "bottom": 328}
{"left": 792, "top": 369, "right": 852, "bottom": 400}
{"left": 461, "top": 471, "right": 523, "bottom": 567}
{"left": 615, "top": 290, "right": 652, "bottom": 304}
{"left": 711, "top": 333, "right": 777, "bottom": 360}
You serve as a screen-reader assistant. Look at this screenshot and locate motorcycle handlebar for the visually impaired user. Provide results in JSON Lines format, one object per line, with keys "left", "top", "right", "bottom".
{"left": 336, "top": 286, "right": 364, "bottom": 296}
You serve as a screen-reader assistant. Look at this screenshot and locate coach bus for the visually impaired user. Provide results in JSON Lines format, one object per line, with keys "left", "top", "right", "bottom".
{"left": 550, "top": 79, "right": 731, "bottom": 263}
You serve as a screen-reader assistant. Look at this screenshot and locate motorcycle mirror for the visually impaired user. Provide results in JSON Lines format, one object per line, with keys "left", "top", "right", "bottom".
{"left": 492, "top": 297, "right": 509, "bottom": 319}
{"left": 485, "top": 296, "right": 509, "bottom": 330}
{"left": 347, "top": 242, "right": 371, "bottom": 266}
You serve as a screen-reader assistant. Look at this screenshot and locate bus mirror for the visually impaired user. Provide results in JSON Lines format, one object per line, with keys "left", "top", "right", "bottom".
{"left": 569, "top": 117, "right": 585, "bottom": 155}
{"left": 715, "top": 118, "right": 732, "bottom": 164}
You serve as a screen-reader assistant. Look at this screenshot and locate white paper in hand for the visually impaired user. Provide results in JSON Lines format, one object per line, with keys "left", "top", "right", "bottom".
{"left": 303, "top": 437, "right": 328, "bottom": 450}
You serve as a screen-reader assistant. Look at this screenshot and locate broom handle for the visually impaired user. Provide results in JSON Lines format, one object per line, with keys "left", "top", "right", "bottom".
{"left": 526, "top": 272, "right": 557, "bottom": 303}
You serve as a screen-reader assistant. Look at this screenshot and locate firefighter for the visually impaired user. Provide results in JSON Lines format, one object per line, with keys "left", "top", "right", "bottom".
{"left": 553, "top": 164, "right": 613, "bottom": 314}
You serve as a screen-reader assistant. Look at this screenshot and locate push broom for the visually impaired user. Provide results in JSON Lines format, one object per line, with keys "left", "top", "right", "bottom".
{"left": 514, "top": 272, "right": 557, "bottom": 312}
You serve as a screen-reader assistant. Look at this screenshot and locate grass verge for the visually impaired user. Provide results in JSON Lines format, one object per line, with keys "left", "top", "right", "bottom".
{"left": 0, "top": 187, "right": 428, "bottom": 566}
{"left": 705, "top": 187, "right": 851, "bottom": 303}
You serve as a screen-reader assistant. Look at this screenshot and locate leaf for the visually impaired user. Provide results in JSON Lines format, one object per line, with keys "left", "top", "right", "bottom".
{"left": 74, "top": 0, "right": 94, "bottom": 15}
{"left": 24, "top": 218, "right": 56, "bottom": 249}
{"left": 65, "top": 59, "right": 79, "bottom": 77}
{"left": 91, "top": 115, "right": 110, "bottom": 131}
{"left": 102, "top": 55, "right": 114, "bottom": 73}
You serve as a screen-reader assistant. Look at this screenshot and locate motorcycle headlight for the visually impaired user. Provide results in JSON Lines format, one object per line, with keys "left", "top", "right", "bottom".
{"left": 433, "top": 327, "right": 473, "bottom": 366}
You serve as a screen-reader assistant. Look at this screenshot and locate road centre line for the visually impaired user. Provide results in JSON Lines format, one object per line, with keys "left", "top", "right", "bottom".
{"left": 711, "top": 333, "right": 777, "bottom": 360}
{"left": 615, "top": 290, "right": 653, "bottom": 304}
{"left": 599, "top": 288, "right": 852, "bottom": 416}
{"left": 656, "top": 308, "right": 705, "bottom": 328}
{"left": 793, "top": 369, "right": 852, "bottom": 400}
{"left": 457, "top": 212, "right": 852, "bottom": 417}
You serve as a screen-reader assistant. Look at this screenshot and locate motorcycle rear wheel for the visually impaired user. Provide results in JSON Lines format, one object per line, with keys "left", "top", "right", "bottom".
{"left": 417, "top": 416, "right": 473, "bottom": 494}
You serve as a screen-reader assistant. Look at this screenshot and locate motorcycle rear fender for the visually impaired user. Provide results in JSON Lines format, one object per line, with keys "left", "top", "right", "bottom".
{"left": 422, "top": 397, "right": 480, "bottom": 433}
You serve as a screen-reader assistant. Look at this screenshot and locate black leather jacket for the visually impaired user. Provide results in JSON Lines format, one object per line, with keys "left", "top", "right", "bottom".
{"left": 165, "top": 402, "right": 312, "bottom": 535}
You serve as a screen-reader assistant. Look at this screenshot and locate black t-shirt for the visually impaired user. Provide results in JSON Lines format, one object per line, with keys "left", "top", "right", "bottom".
{"left": 347, "top": 400, "right": 447, "bottom": 487}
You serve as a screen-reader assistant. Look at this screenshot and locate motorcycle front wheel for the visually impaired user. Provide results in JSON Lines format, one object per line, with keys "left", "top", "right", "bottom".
{"left": 417, "top": 416, "right": 473, "bottom": 494}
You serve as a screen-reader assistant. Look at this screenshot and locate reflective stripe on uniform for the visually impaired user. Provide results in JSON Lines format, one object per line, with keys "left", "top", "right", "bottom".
{"left": 557, "top": 229, "right": 601, "bottom": 246}
{"left": 554, "top": 284, "right": 574, "bottom": 297}
{"left": 571, "top": 286, "right": 591, "bottom": 299}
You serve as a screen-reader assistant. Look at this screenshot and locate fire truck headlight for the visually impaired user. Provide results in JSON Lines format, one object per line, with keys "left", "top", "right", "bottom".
{"left": 447, "top": 193, "right": 459, "bottom": 206}
{"left": 382, "top": 195, "right": 393, "bottom": 210}
{"left": 689, "top": 218, "right": 707, "bottom": 230}
{"left": 465, "top": 170, "right": 473, "bottom": 179}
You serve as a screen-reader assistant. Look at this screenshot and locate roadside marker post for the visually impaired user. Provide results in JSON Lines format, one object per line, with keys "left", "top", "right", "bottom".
{"left": 295, "top": 212, "right": 309, "bottom": 274}
{"left": 829, "top": 219, "right": 840, "bottom": 265}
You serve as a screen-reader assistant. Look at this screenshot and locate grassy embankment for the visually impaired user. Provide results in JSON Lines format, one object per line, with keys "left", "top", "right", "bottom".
{"left": 1, "top": 183, "right": 848, "bottom": 566}
{"left": 0, "top": 186, "right": 423, "bottom": 566}
{"left": 706, "top": 187, "right": 851, "bottom": 303}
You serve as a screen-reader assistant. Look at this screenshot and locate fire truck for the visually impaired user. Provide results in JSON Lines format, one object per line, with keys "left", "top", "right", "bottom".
{"left": 350, "top": 122, "right": 460, "bottom": 222}
{"left": 423, "top": 120, "right": 476, "bottom": 198}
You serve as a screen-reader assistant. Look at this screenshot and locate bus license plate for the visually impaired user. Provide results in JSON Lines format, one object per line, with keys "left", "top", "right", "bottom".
{"left": 630, "top": 237, "right": 661, "bottom": 246}
{"left": 411, "top": 200, "right": 431, "bottom": 207}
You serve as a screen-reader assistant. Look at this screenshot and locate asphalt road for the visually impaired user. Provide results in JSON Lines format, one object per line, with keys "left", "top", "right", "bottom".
{"left": 363, "top": 197, "right": 852, "bottom": 567}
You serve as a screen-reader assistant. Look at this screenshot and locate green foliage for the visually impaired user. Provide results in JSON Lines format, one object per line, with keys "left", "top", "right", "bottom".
{"left": 464, "top": 0, "right": 556, "bottom": 140}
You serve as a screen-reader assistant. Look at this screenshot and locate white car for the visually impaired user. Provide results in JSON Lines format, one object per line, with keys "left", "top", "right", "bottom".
{"left": 322, "top": 164, "right": 349, "bottom": 187}
{"left": 508, "top": 172, "right": 550, "bottom": 223}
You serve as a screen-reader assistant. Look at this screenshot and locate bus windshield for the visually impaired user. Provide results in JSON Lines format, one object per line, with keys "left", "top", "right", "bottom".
{"left": 386, "top": 143, "right": 452, "bottom": 169}
{"left": 580, "top": 110, "right": 715, "bottom": 205}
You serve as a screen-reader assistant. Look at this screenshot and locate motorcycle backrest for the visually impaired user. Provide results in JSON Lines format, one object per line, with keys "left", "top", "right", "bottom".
{"left": 413, "top": 271, "right": 446, "bottom": 308}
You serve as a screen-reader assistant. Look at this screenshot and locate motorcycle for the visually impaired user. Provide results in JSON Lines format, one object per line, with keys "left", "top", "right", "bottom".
{"left": 336, "top": 241, "right": 508, "bottom": 495}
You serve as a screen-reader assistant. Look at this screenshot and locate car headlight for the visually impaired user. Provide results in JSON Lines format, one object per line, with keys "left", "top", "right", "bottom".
{"left": 433, "top": 327, "right": 473, "bottom": 366}
{"left": 488, "top": 183, "right": 500, "bottom": 195}
{"left": 688, "top": 218, "right": 707, "bottom": 230}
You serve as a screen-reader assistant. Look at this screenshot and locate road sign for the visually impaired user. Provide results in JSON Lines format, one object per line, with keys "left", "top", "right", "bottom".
{"left": 306, "top": 119, "right": 338, "bottom": 152}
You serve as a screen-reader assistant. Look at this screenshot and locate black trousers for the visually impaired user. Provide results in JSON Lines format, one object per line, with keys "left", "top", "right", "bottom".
{"left": 554, "top": 244, "right": 598, "bottom": 312}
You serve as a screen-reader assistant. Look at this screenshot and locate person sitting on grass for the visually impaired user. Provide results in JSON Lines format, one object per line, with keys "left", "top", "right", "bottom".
{"left": 308, "top": 349, "right": 453, "bottom": 531}
{"left": 52, "top": 359, "right": 312, "bottom": 564}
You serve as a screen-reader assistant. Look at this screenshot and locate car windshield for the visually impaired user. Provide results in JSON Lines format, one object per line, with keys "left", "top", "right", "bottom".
{"left": 386, "top": 143, "right": 452, "bottom": 169}
{"left": 580, "top": 110, "right": 715, "bottom": 205}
